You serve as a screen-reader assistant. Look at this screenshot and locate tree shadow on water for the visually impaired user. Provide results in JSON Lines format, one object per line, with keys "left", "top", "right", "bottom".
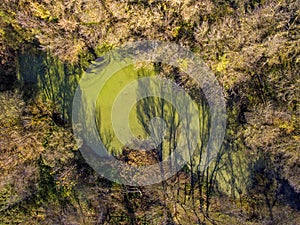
{"left": 17, "top": 49, "right": 82, "bottom": 124}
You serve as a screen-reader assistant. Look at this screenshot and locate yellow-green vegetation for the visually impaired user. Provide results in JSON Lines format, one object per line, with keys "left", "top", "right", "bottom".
{"left": 96, "top": 64, "right": 155, "bottom": 151}
{"left": 0, "top": 0, "right": 299, "bottom": 224}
